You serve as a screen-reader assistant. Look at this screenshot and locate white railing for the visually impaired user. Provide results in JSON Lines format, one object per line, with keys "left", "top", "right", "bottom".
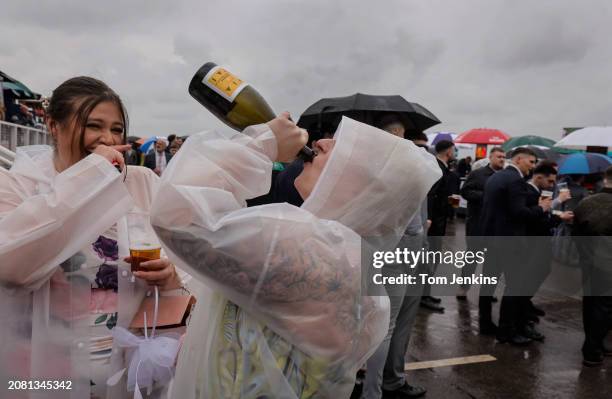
{"left": 0, "top": 120, "right": 50, "bottom": 150}
{"left": 0, "top": 120, "right": 50, "bottom": 168}
{"left": 0, "top": 144, "right": 14, "bottom": 169}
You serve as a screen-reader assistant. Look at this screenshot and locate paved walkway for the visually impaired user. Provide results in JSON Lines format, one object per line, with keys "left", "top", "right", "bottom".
{"left": 402, "top": 218, "right": 612, "bottom": 398}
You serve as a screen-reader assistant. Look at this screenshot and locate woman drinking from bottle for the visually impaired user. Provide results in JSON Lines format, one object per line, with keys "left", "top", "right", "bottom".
{"left": 0, "top": 77, "right": 188, "bottom": 398}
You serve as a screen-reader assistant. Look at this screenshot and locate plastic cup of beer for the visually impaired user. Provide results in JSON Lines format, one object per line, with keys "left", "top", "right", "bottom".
{"left": 127, "top": 212, "right": 161, "bottom": 273}
{"left": 541, "top": 190, "right": 553, "bottom": 199}
{"left": 557, "top": 182, "right": 569, "bottom": 194}
{"left": 448, "top": 194, "right": 461, "bottom": 208}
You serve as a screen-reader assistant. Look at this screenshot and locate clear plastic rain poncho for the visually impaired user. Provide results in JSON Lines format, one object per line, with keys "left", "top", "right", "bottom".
{"left": 0, "top": 145, "right": 174, "bottom": 399}
{"left": 153, "top": 117, "right": 441, "bottom": 399}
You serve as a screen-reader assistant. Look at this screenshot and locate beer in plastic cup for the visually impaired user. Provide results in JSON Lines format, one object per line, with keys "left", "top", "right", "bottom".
{"left": 557, "top": 182, "right": 569, "bottom": 194}
{"left": 448, "top": 194, "right": 461, "bottom": 208}
{"left": 541, "top": 190, "right": 553, "bottom": 199}
{"left": 127, "top": 212, "right": 161, "bottom": 272}
{"left": 129, "top": 245, "right": 161, "bottom": 272}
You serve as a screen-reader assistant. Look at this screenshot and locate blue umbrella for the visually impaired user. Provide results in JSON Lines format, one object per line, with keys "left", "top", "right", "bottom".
{"left": 558, "top": 153, "right": 611, "bottom": 175}
{"left": 427, "top": 132, "right": 457, "bottom": 146}
{"left": 139, "top": 136, "right": 165, "bottom": 154}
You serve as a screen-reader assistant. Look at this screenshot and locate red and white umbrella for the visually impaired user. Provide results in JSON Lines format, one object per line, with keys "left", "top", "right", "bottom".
{"left": 454, "top": 128, "right": 510, "bottom": 145}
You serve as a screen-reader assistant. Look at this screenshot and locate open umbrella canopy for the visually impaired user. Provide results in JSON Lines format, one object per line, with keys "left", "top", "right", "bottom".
{"left": 554, "top": 126, "right": 612, "bottom": 150}
{"left": 505, "top": 145, "right": 561, "bottom": 162}
{"left": 139, "top": 136, "right": 166, "bottom": 153}
{"left": 501, "top": 135, "right": 556, "bottom": 151}
{"left": 0, "top": 70, "right": 39, "bottom": 99}
{"left": 297, "top": 93, "right": 440, "bottom": 140}
{"left": 454, "top": 128, "right": 510, "bottom": 145}
{"left": 427, "top": 132, "right": 457, "bottom": 146}
{"left": 558, "top": 153, "right": 611, "bottom": 175}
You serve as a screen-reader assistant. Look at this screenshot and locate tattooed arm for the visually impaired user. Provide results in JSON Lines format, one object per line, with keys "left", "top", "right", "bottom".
{"left": 154, "top": 214, "right": 364, "bottom": 354}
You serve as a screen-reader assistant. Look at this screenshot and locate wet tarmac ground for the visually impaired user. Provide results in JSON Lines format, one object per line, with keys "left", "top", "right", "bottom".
{"left": 381, "top": 219, "right": 611, "bottom": 399}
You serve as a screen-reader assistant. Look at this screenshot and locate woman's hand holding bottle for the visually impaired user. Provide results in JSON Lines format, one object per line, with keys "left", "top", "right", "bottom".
{"left": 267, "top": 112, "right": 309, "bottom": 163}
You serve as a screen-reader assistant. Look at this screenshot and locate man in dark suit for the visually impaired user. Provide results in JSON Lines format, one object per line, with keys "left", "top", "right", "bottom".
{"left": 420, "top": 140, "right": 456, "bottom": 312}
{"left": 144, "top": 138, "right": 172, "bottom": 176}
{"left": 457, "top": 156, "right": 472, "bottom": 178}
{"left": 479, "top": 147, "right": 552, "bottom": 345}
{"left": 461, "top": 148, "right": 506, "bottom": 236}
{"left": 457, "top": 148, "right": 506, "bottom": 331}
{"left": 521, "top": 163, "right": 574, "bottom": 341}
{"left": 572, "top": 165, "right": 612, "bottom": 367}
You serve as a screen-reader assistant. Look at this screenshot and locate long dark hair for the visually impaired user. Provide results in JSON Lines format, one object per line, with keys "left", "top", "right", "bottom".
{"left": 47, "top": 76, "right": 128, "bottom": 159}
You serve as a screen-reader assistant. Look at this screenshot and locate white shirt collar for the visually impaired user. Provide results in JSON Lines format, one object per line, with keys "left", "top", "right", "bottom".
{"left": 508, "top": 163, "right": 524, "bottom": 178}
{"left": 436, "top": 156, "right": 448, "bottom": 168}
{"left": 528, "top": 180, "right": 540, "bottom": 192}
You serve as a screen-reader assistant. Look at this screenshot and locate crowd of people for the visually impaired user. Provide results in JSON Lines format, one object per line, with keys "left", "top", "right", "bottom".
{"left": 0, "top": 75, "right": 610, "bottom": 399}
{"left": 126, "top": 134, "right": 185, "bottom": 176}
{"left": 0, "top": 101, "right": 45, "bottom": 129}
{"left": 255, "top": 120, "right": 612, "bottom": 398}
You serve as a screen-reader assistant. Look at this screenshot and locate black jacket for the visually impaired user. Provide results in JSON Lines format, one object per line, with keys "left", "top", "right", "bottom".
{"left": 525, "top": 183, "right": 560, "bottom": 236}
{"left": 572, "top": 187, "right": 612, "bottom": 237}
{"left": 427, "top": 158, "right": 453, "bottom": 236}
{"left": 246, "top": 160, "right": 305, "bottom": 207}
{"left": 125, "top": 149, "right": 140, "bottom": 166}
{"left": 572, "top": 188, "right": 612, "bottom": 282}
{"left": 480, "top": 166, "right": 545, "bottom": 236}
{"left": 460, "top": 165, "right": 496, "bottom": 236}
{"left": 144, "top": 150, "right": 172, "bottom": 171}
{"left": 457, "top": 158, "right": 472, "bottom": 177}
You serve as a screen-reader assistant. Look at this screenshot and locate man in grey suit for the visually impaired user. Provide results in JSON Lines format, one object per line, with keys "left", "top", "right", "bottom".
{"left": 362, "top": 131, "right": 430, "bottom": 399}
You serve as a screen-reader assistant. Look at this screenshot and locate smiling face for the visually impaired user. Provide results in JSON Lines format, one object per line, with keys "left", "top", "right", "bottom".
{"left": 49, "top": 101, "right": 125, "bottom": 171}
{"left": 294, "top": 139, "right": 336, "bottom": 200}
{"left": 155, "top": 139, "right": 168, "bottom": 152}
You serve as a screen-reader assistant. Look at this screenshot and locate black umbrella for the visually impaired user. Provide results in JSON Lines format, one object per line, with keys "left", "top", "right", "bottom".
{"left": 297, "top": 93, "right": 440, "bottom": 141}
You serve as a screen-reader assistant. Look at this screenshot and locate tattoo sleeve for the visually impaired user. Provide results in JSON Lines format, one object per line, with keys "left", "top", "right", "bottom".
{"left": 154, "top": 224, "right": 364, "bottom": 335}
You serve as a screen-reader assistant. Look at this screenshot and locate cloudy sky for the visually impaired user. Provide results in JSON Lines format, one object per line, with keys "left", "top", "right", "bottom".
{"left": 2, "top": 0, "right": 611, "bottom": 139}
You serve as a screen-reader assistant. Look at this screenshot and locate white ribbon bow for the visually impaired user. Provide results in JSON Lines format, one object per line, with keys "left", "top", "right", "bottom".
{"left": 107, "top": 287, "right": 181, "bottom": 398}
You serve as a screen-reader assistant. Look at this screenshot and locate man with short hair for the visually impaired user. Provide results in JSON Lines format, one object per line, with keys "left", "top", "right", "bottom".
{"left": 480, "top": 147, "right": 552, "bottom": 345}
{"left": 421, "top": 140, "right": 456, "bottom": 312}
{"left": 404, "top": 131, "right": 429, "bottom": 147}
{"left": 462, "top": 148, "right": 506, "bottom": 237}
{"left": 520, "top": 163, "right": 574, "bottom": 340}
{"left": 572, "top": 165, "right": 612, "bottom": 367}
{"left": 375, "top": 114, "right": 406, "bottom": 138}
{"left": 457, "top": 147, "right": 505, "bottom": 332}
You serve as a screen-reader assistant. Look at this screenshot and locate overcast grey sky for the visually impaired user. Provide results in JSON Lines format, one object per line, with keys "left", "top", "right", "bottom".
{"left": 2, "top": 0, "right": 611, "bottom": 139}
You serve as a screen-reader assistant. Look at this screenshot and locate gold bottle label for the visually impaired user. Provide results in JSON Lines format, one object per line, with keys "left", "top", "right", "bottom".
{"left": 203, "top": 65, "right": 248, "bottom": 102}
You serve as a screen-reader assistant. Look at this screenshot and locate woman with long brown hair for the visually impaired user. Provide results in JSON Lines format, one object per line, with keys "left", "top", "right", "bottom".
{"left": 0, "top": 77, "right": 188, "bottom": 398}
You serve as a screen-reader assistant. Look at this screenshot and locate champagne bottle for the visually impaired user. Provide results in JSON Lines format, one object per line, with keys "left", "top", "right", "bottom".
{"left": 188, "top": 62, "right": 314, "bottom": 161}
